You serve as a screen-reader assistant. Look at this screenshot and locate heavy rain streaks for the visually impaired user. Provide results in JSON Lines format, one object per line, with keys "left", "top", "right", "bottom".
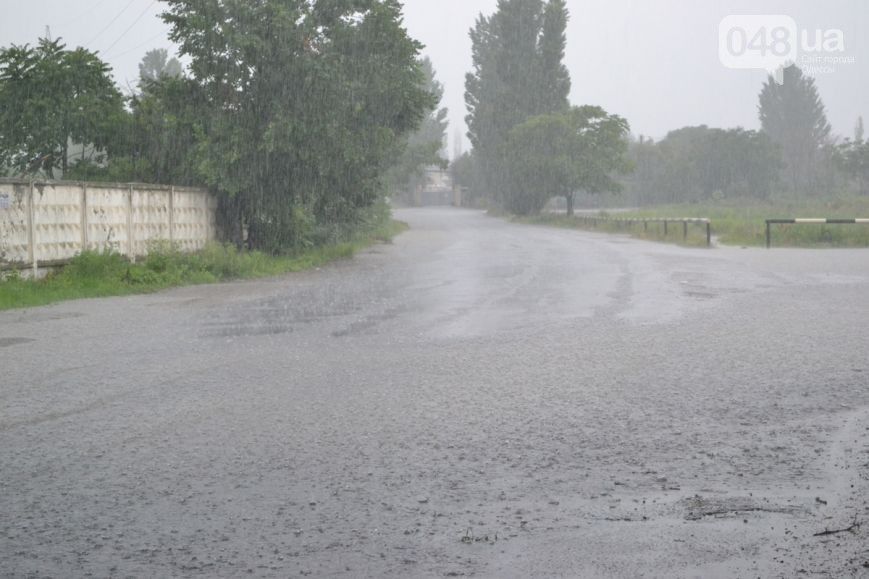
{"left": 2, "top": 1, "right": 869, "bottom": 578}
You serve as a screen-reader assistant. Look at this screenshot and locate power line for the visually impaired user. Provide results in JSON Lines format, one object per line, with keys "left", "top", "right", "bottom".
{"left": 104, "top": 31, "right": 167, "bottom": 59}
{"left": 101, "top": 1, "right": 159, "bottom": 55}
{"left": 84, "top": 0, "right": 139, "bottom": 48}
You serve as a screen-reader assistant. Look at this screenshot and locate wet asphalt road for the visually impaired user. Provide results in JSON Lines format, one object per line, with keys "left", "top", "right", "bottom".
{"left": 2, "top": 207, "right": 869, "bottom": 578}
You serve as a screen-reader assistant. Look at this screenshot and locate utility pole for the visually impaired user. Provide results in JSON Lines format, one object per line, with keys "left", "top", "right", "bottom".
{"left": 452, "top": 128, "right": 463, "bottom": 161}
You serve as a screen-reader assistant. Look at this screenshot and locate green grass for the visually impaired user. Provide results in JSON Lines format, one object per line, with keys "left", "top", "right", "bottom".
{"left": 522, "top": 198, "right": 869, "bottom": 248}
{"left": 0, "top": 219, "right": 408, "bottom": 311}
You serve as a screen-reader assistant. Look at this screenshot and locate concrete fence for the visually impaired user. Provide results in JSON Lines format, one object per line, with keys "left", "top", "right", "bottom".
{"left": 0, "top": 179, "right": 218, "bottom": 273}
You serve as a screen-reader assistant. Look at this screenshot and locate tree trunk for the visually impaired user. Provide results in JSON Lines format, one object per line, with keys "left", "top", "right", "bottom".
{"left": 217, "top": 195, "right": 245, "bottom": 249}
{"left": 62, "top": 140, "right": 68, "bottom": 178}
{"left": 566, "top": 193, "right": 575, "bottom": 217}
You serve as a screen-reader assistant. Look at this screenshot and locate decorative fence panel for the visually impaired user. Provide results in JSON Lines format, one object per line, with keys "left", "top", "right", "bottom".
{"left": 0, "top": 179, "right": 217, "bottom": 273}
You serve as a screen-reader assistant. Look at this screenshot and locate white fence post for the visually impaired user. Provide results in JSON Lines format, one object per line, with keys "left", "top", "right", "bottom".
{"left": 169, "top": 185, "right": 175, "bottom": 244}
{"left": 127, "top": 184, "right": 135, "bottom": 261}
{"left": 80, "top": 183, "right": 88, "bottom": 253}
{"left": 27, "top": 181, "right": 37, "bottom": 276}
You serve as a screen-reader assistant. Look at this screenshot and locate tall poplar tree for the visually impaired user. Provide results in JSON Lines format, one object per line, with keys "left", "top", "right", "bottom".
{"left": 758, "top": 65, "right": 831, "bottom": 195}
{"left": 465, "top": 0, "right": 571, "bottom": 201}
{"left": 536, "top": 0, "right": 571, "bottom": 114}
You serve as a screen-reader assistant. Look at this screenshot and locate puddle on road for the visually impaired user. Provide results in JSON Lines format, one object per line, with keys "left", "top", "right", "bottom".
{"left": 680, "top": 494, "right": 809, "bottom": 521}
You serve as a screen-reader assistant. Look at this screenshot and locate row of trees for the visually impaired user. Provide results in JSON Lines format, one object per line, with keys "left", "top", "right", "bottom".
{"left": 626, "top": 127, "right": 782, "bottom": 204}
{"left": 0, "top": 1, "right": 447, "bottom": 253}
{"left": 454, "top": 4, "right": 866, "bottom": 212}
{"left": 622, "top": 65, "right": 868, "bottom": 205}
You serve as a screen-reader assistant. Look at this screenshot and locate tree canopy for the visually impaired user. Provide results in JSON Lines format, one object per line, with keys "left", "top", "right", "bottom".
{"left": 0, "top": 38, "right": 124, "bottom": 177}
{"left": 159, "top": 0, "right": 435, "bottom": 251}
{"left": 625, "top": 126, "right": 783, "bottom": 204}
{"left": 502, "top": 106, "right": 631, "bottom": 215}
{"left": 138, "top": 48, "right": 183, "bottom": 87}
{"left": 759, "top": 65, "right": 832, "bottom": 195}
{"left": 465, "top": 0, "right": 571, "bottom": 202}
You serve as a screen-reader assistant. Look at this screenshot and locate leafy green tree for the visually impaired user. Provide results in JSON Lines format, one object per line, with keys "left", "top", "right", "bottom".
{"left": 162, "top": 0, "right": 435, "bottom": 252}
{"left": 465, "top": 0, "right": 571, "bottom": 202}
{"left": 71, "top": 75, "right": 205, "bottom": 186}
{"left": 138, "top": 48, "right": 183, "bottom": 86}
{"left": 759, "top": 65, "right": 831, "bottom": 195}
{"left": 502, "top": 105, "right": 631, "bottom": 215}
{"left": 0, "top": 38, "right": 124, "bottom": 177}
{"left": 386, "top": 57, "right": 448, "bottom": 202}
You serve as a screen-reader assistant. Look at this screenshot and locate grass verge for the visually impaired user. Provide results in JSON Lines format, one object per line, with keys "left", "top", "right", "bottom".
{"left": 522, "top": 198, "right": 869, "bottom": 248}
{"left": 0, "top": 219, "right": 408, "bottom": 311}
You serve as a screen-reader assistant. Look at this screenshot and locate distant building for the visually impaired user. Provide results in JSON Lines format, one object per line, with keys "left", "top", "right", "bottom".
{"left": 415, "top": 166, "right": 455, "bottom": 206}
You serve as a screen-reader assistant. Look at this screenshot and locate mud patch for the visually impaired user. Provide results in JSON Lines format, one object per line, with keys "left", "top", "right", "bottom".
{"left": 0, "top": 337, "right": 35, "bottom": 348}
{"left": 8, "top": 311, "right": 85, "bottom": 324}
{"left": 680, "top": 494, "right": 808, "bottom": 521}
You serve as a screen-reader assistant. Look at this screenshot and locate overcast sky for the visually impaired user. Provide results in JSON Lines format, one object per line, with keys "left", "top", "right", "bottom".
{"left": 2, "top": 1, "right": 866, "bottom": 155}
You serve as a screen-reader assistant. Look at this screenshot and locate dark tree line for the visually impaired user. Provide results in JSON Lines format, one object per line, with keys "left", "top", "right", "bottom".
{"left": 622, "top": 65, "right": 859, "bottom": 206}
{"left": 626, "top": 127, "right": 782, "bottom": 204}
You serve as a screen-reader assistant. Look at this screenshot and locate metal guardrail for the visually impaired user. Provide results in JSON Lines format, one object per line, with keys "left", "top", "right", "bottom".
{"left": 765, "top": 218, "right": 869, "bottom": 248}
{"left": 575, "top": 215, "right": 712, "bottom": 247}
